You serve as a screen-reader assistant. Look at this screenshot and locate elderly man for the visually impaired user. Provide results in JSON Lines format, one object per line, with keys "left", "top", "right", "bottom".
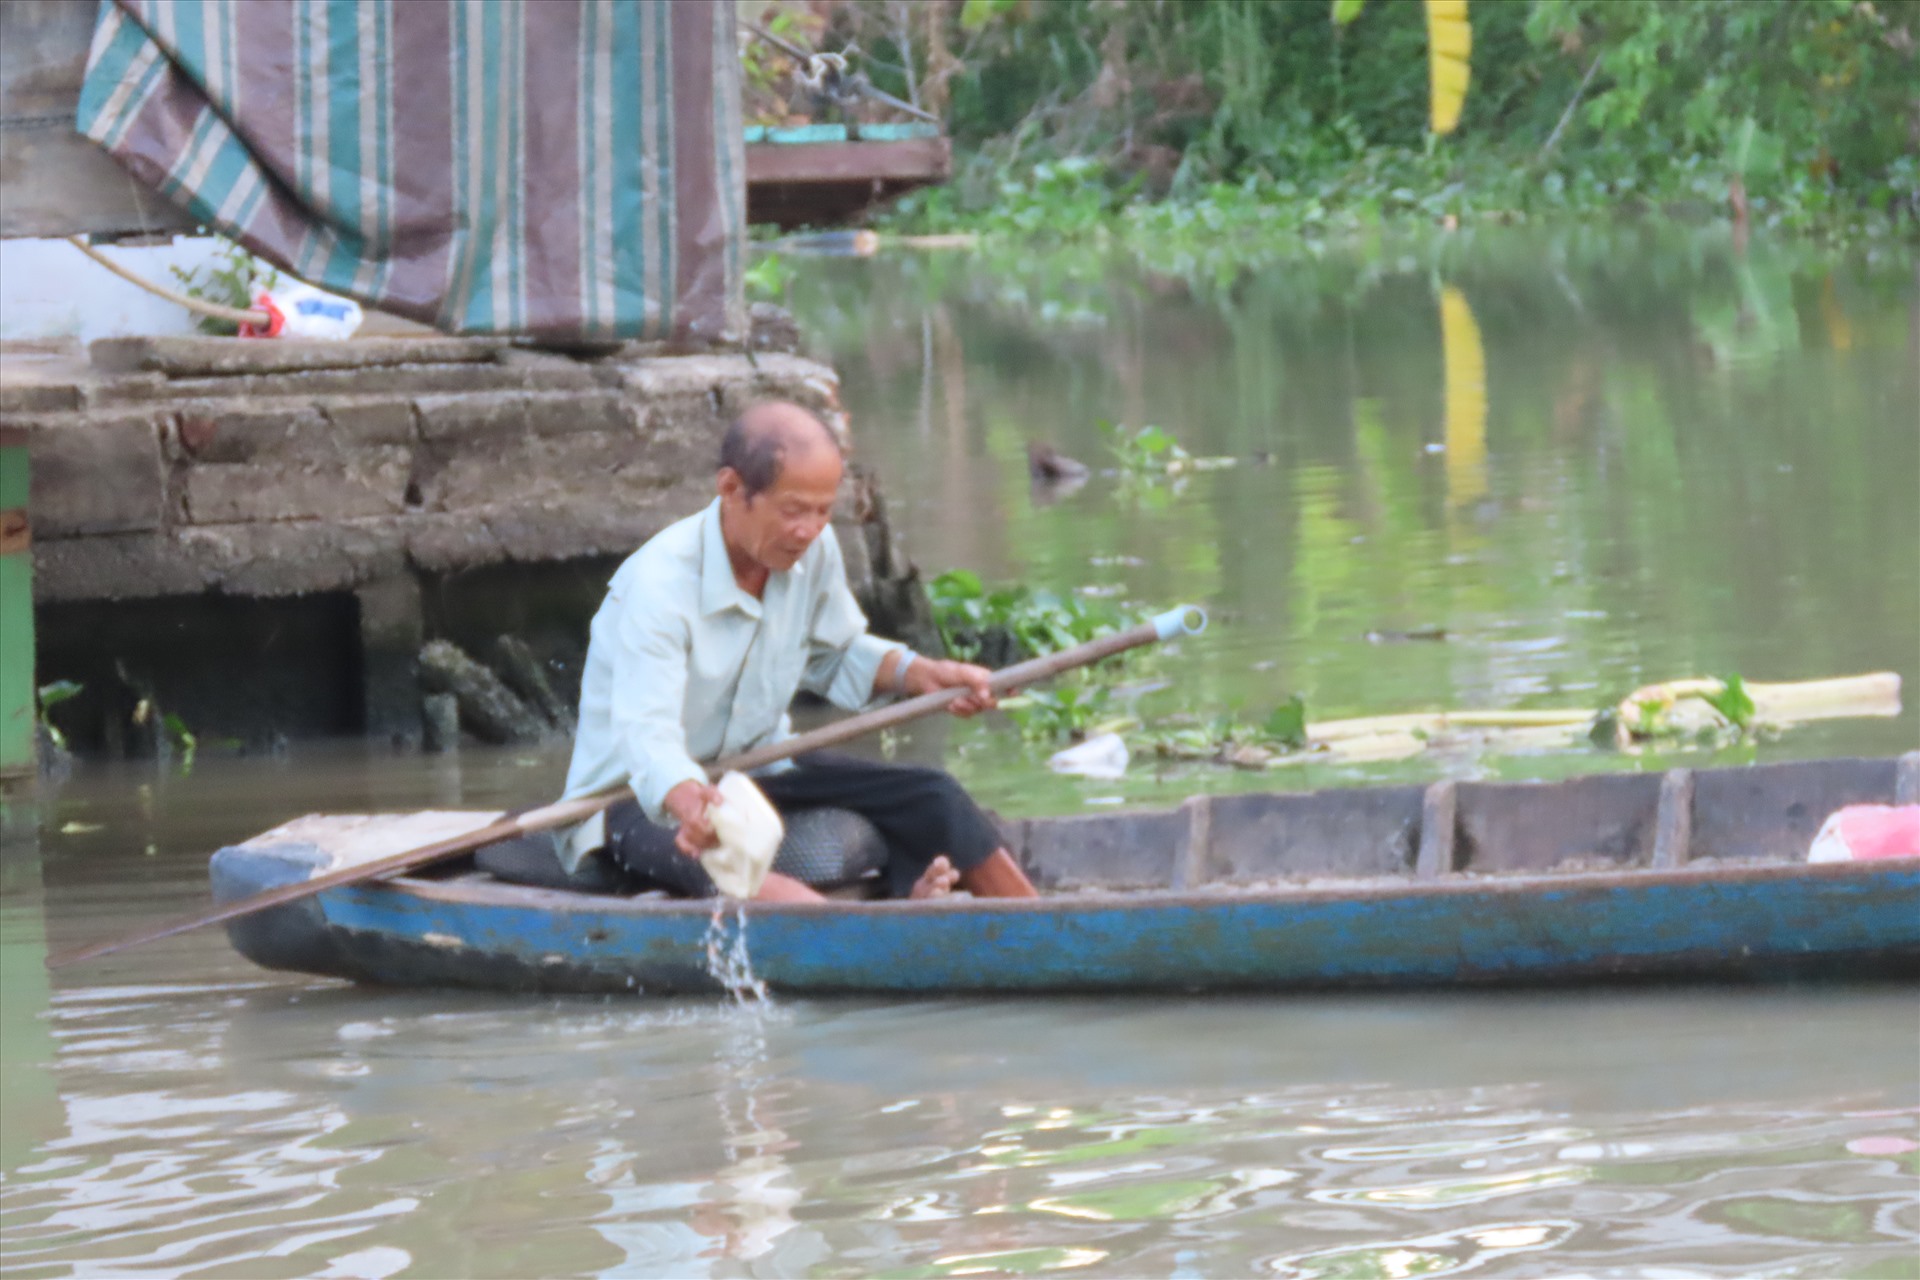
{"left": 558, "top": 400, "right": 1039, "bottom": 903}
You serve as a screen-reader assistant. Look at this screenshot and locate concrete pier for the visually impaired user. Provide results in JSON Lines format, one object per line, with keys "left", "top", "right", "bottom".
{"left": 19, "top": 335, "right": 852, "bottom": 602}
{"left": 2, "top": 330, "right": 932, "bottom": 754}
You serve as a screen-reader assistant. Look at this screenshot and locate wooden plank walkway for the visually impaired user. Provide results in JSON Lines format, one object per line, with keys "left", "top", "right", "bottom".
{"left": 746, "top": 123, "right": 950, "bottom": 229}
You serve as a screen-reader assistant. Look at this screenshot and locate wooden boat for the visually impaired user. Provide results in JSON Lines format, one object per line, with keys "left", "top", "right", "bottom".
{"left": 210, "top": 754, "right": 1920, "bottom": 995}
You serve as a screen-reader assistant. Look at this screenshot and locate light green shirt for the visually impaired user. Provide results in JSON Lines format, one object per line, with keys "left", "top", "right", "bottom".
{"left": 561, "top": 498, "right": 904, "bottom": 841}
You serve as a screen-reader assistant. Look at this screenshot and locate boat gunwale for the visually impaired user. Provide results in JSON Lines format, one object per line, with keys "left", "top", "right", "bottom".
{"left": 360, "top": 854, "right": 1919, "bottom": 919}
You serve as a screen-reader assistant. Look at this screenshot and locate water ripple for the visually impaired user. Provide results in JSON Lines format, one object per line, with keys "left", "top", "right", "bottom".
{"left": 4, "top": 979, "right": 1917, "bottom": 1278}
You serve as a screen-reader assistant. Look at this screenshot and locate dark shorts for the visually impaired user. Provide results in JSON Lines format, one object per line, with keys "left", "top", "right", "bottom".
{"left": 607, "top": 751, "right": 1003, "bottom": 899}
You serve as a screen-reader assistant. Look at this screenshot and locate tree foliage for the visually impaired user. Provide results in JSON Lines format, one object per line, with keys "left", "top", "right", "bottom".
{"left": 788, "top": 0, "right": 1919, "bottom": 228}
{"left": 1526, "top": 0, "right": 1918, "bottom": 184}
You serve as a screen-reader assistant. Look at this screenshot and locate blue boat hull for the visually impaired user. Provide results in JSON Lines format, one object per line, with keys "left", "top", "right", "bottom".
{"left": 213, "top": 843, "right": 1920, "bottom": 995}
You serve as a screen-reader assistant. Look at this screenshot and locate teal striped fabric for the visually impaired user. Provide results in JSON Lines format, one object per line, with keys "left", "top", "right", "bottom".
{"left": 76, "top": 0, "right": 746, "bottom": 341}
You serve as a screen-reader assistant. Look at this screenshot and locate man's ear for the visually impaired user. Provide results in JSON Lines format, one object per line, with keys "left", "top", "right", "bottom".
{"left": 717, "top": 467, "right": 743, "bottom": 502}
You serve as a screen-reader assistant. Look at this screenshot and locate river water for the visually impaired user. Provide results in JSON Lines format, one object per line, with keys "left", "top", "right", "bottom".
{"left": 4, "top": 229, "right": 1917, "bottom": 1276}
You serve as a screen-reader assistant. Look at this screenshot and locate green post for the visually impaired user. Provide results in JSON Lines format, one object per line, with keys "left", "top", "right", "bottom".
{"left": 0, "top": 429, "right": 33, "bottom": 820}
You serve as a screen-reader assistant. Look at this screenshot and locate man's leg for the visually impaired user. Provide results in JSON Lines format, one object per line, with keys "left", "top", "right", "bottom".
{"left": 753, "top": 871, "right": 827, "bottom": 902}
{"left": 603, "top": 799, "right": 825, "bottom": 902}
{"left": 756, "top": 753, "right": 1038, "bottom": 899}
{"left": 957, "top": 849, "right": 1038, "bottom": 898}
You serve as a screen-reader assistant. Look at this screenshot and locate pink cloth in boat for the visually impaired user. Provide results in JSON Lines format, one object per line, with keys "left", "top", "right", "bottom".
{"left": 1807, "top": 804, "right": 1920, "bottom": 862}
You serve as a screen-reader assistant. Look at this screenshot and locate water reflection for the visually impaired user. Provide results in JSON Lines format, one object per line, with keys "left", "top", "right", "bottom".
{"left": 1438, "top": 284, "right": 1488, "bottom": 522}
{"left": 2, "top": 982, "right": 1917, "bottom": 1277}
{"left": 1265, "top": 1219, "right": 1579, "bottom": 1279}
{"left": 796, "top": 229, "right": 1919, "bottom": 814}
{"left": 0, "top": 840, "right": 61, "bottom": 1181}
{"left": 5, "top": 228, "right": 1919, "bottom": 1278}
{"left": 582, "top": 1002, "right": 816, "bottom": 1274}
{"left": 2, "top": 982, "right": 419, "bottom": 1277}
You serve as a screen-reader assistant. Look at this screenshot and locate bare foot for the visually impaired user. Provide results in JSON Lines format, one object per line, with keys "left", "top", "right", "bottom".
{"left": 909, "top": 855, "right": 961, "bottom": 900}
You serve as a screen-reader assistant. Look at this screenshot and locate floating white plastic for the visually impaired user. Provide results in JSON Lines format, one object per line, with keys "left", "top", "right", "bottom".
{"left": 1049, "top": 732, "right": 1130, "bottom": 780}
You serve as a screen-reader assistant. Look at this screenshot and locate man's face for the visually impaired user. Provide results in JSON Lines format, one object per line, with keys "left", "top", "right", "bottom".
{"left": 720, "top": 445, "right": 842, "bottom": 573}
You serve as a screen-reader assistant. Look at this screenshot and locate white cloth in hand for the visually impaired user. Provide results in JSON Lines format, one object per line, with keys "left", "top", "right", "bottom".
{"left": 702, "top": 771, "right": 785, "bottom": 898}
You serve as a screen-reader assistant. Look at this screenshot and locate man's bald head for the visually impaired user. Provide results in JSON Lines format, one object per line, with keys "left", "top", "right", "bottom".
{"left": 719, "top": 402, "right": 842, "bottom": 499}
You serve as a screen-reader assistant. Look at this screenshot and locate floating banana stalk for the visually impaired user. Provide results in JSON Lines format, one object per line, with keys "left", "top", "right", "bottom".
{"left": 1144, "top": 673, "right": 1902, "bottom": 770}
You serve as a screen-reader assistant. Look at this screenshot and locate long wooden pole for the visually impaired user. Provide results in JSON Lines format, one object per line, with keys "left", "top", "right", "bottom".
{"left": 68, "top": 237, "right": 273, "bottom": 327}
{"left": 47, "top": 607, "right": 1207, "bottom": 969}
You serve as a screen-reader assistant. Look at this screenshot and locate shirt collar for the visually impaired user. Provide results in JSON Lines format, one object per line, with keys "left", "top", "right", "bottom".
{"left": 699, "top": 498, "right": 763, "bottom": 619}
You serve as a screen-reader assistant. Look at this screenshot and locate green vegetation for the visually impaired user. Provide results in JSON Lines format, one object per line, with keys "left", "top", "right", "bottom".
{"left": 776, "top": 0, "right": 1918, "bottom": 241}
{"left": 743, "top": 251, "right": 795, "bottom": 301}
{"left": 1101, "top": 421, "right": 1189, "bottom": 480}
{"left": 34, "top": 681, "right": 81, "bottom": 752}
{"left": 160, "top": 712, "right": 198, "bottom": 772}
{"left": 170, "top": 237, "right": 276, "bottom": 336}
{"left": 1139, "top": 700, "right": 1316, "bottom": 769}
{"left": 1099, "top": 421, "right": 1240, "bottom": 507}
{"left": 1608, "top": 672, "right": 1769, "bottom": 746}
{"left": 1701, "top": 672, "right": 1758, "bottom": 732}
{"left": 925, "top": 569, "right": 1152, "bottom": 741}
{"left": 1002, "top": 682, "right": 1123, "bottom": 743}
{"left": 929, "top": 565, "right": 1320, "bottom": 759}
{"left": 1265, "top": 695, "right": 1310, "bottom": 750}
{"left": 927, "top": 568, "right": 1132, "bottom": 665}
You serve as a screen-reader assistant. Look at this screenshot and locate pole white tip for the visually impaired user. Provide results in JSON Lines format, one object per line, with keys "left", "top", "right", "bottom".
{"left": 1152, "top": 605, "right": 1208, "bottom": 641}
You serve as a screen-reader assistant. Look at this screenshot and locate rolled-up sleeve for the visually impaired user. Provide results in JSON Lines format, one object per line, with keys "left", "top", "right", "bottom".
{"left": 610, "top": 606, "right": 709, "bottom": 824}
{"left": 801, "top": 530, "right": 908, "bottom": 711}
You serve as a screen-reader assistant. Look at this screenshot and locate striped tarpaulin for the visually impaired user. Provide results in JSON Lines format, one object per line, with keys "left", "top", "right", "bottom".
{"left": 75, "top": 0, "right": 746, "bottom": 341}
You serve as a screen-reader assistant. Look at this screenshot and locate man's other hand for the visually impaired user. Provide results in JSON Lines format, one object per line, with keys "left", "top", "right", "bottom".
{"left": 663, "top": 779, "right": 724, "bottom": 858}
{"left": 907, "top": 657, "right": 1001, "bottom": 717}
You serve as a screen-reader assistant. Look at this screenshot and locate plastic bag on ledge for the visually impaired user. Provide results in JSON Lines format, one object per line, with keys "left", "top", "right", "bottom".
{"left": 240, "top": 282, "right": 363, "bottom": 340}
